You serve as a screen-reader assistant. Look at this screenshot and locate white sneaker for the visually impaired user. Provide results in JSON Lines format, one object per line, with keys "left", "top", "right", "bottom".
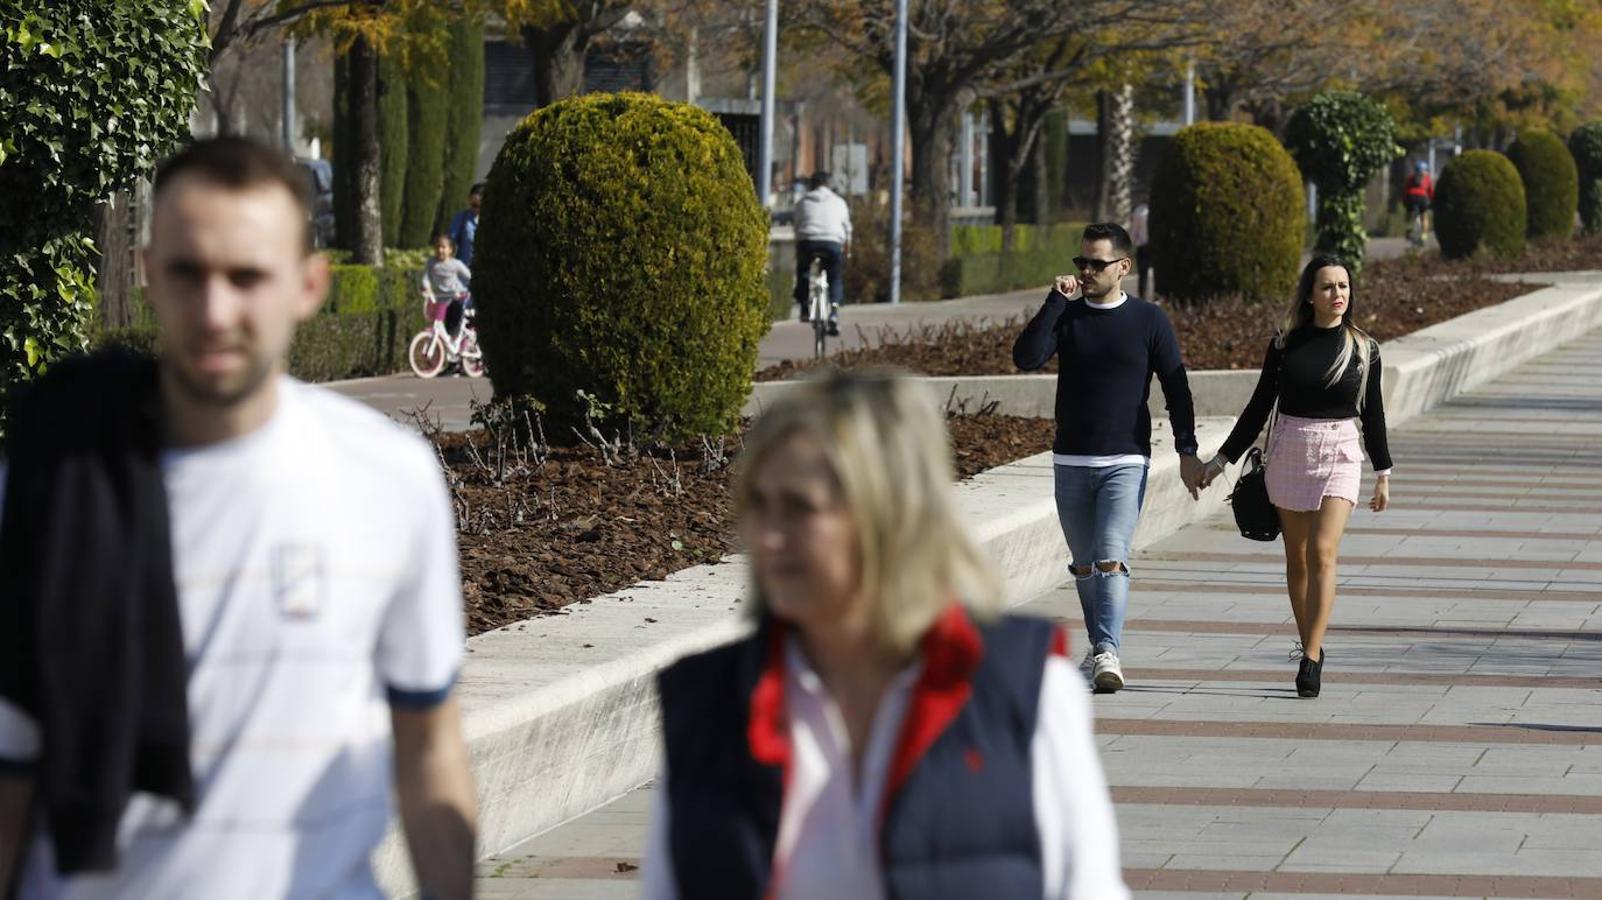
{"left": 1092, "top": 650, "right": 1124, "bottom": 693}
{"left": 1078, "top": 650, "right": 1096, "bottom": 678}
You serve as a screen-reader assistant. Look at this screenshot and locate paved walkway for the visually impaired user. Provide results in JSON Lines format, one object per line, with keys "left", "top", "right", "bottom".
{"left": 474, "top": 322, "right": 1602, "bottom": 898}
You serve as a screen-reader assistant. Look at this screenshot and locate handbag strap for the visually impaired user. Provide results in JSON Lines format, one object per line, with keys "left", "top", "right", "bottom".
{"left": 1262, "top": 336, "right": 1284, "bottom": 459}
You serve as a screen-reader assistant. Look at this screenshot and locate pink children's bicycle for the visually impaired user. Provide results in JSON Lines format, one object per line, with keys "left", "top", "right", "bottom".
{"left": 409, "top": 290, "right": 486, "bottom": 379}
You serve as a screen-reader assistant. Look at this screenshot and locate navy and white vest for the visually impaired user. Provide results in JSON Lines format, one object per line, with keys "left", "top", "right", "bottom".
{"left": 656, "top": 606, "right": 1062, "bottom": 899}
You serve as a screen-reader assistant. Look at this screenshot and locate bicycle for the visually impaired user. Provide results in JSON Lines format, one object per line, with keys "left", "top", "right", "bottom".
{"left": 804, "top": 257, "right": 829, "bottom": 359}
{"left": 409, "top": 291, "right": 486, "bottom": 379}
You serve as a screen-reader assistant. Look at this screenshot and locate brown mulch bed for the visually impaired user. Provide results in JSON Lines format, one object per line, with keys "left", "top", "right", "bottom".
{"left": 439, "top": 412, "right": 1057, "bottom": 635}
{"left": 755, "top": 238, "right": 1602, "bottom": 381}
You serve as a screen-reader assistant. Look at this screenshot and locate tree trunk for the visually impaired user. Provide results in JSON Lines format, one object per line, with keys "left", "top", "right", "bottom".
{"left": 348, "top": 34, "right": 383, "bottom": 265}
{"left": 1092, "top": 91, "right": 1110, "bottom": 221}
{"left": 95, "top": 192, "right": 133, "bottom": 329}
{"left": 1097, "top": 83, "right": 1135, "bottom": 227}
{"left": 988, "top": 101, "right": 1020, "bottom": 251}
{"left": 1030, "top": 136, "right": 1049, "bottom": 225}
{"left": 523, "top": 23, "right": 588, "bottom": 107}
{"left": 1204, "top": 83, "right": 1234, "bottom": 121}
{"left": 908, "top": 103, "right": 956, "bottom": 264}
{"left": 333, "top": 52, "right": 353, "bottom": 251}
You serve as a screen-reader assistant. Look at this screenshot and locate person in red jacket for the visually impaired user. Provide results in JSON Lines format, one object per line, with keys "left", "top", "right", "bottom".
{"left": 1403, "top": 160, "right": 1434, "bottom": 245}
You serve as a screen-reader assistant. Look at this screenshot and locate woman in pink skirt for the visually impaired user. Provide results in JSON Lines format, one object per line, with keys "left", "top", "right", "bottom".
{"left": 1200, "top": 255, "right": 1392, "bottom": 697}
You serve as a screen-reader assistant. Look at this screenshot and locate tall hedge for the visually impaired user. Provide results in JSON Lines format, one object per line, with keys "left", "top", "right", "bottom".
{"left": 399, "top": 67, "right": 448, "bottom": 247}
{"left": 1149, "top": 122, "right": 1304, "bottom": 302}
{"left": 0, "top": 1, "right": 206, "bottom": 429}
{"left": 1571, "top": 123, "right": 1602, "bottom": 235}
{"left": 1434, "top": 150, "right": 1526, "bottom": 259}
{"left": 378, "top": 55, "right": 408, "bottom": 248}
{"left": 436, "top": 18, "right": 485, "bottom": 235}
{"left": 1506, "top": 129, "right": 1578, "bottom": 239}
{"left": 1283, "top": 91, "right": 1401, "bottom": 274}
{"left": 476, "top": 92, "right": 770, "bottom": 440}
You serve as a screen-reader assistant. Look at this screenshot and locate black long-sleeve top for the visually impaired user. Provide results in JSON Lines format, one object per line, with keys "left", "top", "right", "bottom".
{"left": 1219, "top": 324, "right": 1393, "bottom": 470}
{"left": 1011, "top": 292, "right": 1199, "bottom": 458}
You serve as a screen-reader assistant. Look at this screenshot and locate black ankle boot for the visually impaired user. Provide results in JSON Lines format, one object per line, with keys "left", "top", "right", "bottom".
{"left": 1297, "top": 650, "right": 1325, "bottom": 698}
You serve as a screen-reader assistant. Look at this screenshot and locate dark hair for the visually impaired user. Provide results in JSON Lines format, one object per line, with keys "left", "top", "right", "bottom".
{"left": 1292, "top": 253, "right": 1355, "bottom": 322}
{"left": 1082, "top": 222, "right": 1134, "bottom": 256}
{"left": 807, "top": 171, "right": 832, "bottom": 191}
{"left": 470, "top": 182, "right": 485, "bottom": 196}
{"left": 432, "top": 233, "right": 454, "bottom": 248}
{"left": 153, "top": 137, "right": 314, "bottom": 251}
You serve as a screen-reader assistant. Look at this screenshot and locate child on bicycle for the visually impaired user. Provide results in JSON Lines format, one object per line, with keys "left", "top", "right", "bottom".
{"left": 424, "top": 234, "right": 472, "bottom": 338}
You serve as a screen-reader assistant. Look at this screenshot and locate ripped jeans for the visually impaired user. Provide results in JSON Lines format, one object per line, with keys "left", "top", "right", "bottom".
{"left": 1053, "top": 463, "right": 1149, "bottom": 655}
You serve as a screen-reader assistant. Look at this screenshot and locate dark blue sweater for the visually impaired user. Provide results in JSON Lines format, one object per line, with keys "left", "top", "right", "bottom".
{"left": 1012, "top": 292, "right": 1198, "bottom": 458}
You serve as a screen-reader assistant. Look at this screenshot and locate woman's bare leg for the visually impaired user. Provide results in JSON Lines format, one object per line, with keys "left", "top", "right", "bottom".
{"left": 1278, "top": 509, "right": 1315, "bottom": 646}
{"left": 1303, "top": 497, "right": 1355, "bottom": 661}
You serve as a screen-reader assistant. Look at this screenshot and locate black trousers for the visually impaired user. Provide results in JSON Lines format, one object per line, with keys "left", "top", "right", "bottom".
{"left": 794, "top": 240, "right": 844, "bottom": 319}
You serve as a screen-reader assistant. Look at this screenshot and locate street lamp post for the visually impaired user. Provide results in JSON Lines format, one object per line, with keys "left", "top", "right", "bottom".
{"left": 758, "top": 0, "right": 778, "bottom": 208}
{"left": 888, "top": 0, "right": 907, "bottom": 305}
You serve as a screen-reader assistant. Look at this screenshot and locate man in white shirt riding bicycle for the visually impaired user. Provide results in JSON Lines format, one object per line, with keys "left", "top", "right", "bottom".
{"left": 792, "top": 172, "right": 852, "bottom": 336}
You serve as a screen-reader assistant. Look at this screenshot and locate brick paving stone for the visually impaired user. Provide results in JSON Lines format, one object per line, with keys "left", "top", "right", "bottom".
{"left": 475, "top": 321, "right": 1602, "bottom": 896}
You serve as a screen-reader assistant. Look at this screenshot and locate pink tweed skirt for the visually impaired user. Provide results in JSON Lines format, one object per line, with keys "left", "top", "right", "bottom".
{"left": 1265, "top": 414, "right": 1363, "bottom": 512}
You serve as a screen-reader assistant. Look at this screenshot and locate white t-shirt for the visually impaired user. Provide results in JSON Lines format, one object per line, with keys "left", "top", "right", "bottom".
{"left": 0, "top": 377, "right": 466, "bottom": 900}
{"left": 641, "top": 638, "right": 1130, "bottom": 900}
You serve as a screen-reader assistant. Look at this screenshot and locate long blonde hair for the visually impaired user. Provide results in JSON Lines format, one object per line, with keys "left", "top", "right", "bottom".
{"left": 1276, "top": 254, "right": 1375, "bottom": 408}
{"left": 734, "top": 369, "right": 1004, "bottom": 654}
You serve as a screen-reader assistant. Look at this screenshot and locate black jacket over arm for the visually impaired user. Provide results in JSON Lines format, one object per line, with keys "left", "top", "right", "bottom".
{"left": 0, "top": 350, "right": 193, "bottom": 874}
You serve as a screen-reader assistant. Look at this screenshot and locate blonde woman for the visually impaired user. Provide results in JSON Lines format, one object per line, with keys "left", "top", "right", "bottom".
{"left": 641, "top": 370, "right": 1129, "bottom": 900}
{"left": 1200, "top": 255, "right": 1393, "bottom": 697}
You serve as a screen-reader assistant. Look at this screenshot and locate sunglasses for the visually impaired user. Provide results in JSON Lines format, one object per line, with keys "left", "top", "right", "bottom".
{"left": 1073, "top": 256, "right": 1128, "bottom": 273}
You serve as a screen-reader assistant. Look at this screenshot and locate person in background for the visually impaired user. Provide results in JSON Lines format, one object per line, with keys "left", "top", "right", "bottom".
{"left": 1403, "top": 161, "right": 1433, "bottom": 245}
{"left": 0, "top": 137, "right": 476, "bottom": 899}
{"left": 792, "top": 171, "right": 852, "bottom": 336}
{"left": 447, "top": 182, "right": 482, "bottom": 268}
{"left": 640, "top": 370, "right": 1129, "bottom": 900}
{"left": 1130, "top": 202, "right": 1152, "bottom": 298}
{"left": 1200, "top": 254, "right": 1392, "bottom": 698}
{"left": 1012, "top": 223, "right": 1206, "bottom": 694}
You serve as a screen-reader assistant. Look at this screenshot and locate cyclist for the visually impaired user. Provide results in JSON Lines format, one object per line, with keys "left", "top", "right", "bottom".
{"left": 424, "top": 233, "right": 472, "bottom": 339}
{"left": 1403, "top": 160, "right": 1433, "bottom": 245}
{"left": 793, "top": 171, "right": 851, "bottom": 336}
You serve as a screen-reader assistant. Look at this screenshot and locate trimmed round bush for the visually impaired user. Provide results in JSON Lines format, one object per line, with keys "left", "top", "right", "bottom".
{"left": 1506, "top": 129, "right": 1577, "bottom": 239}
{"left": 1434, "top": 151, "right": 1527, "bottom": 259}
{"left": 1568, "top": 122, "right": 1602, "bottom": 234}
{"left": 1149, "top": 122, "right": 1304, "bottom": 302}
{"left": 475, "top": 92, "right": 770, "bottom": 440}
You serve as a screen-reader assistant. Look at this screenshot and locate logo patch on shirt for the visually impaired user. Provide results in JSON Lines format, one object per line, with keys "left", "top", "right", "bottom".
{"left": 272, "top": 543, "right": 326, "bottom": 619}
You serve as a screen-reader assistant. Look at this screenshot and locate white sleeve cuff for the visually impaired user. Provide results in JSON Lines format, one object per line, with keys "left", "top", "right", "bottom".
{"left": 1374, "top": 468, "right": 1392, "bottom": 477}
{"left": 0, "top": 698, "right": 42, "bottom": 764}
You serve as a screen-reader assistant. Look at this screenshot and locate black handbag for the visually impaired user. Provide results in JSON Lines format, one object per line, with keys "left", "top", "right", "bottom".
{"left": 1230, "top": 446, "right": 1281, "bottom": 541}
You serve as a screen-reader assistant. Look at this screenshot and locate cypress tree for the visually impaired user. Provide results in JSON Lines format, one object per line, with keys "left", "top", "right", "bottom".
{"left": 400, "top": 67, "right": 449, "bottom": 247}
{"left": 378, "top": 55, "right": 409, "bottom": 248}
{"left": 437, "top": 19, "right": 486, "bottom": 236}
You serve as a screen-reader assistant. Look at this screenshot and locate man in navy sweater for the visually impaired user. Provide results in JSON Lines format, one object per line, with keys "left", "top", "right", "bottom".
{"left": 1013, "top": 223, "right": 1204, "bottom": 693}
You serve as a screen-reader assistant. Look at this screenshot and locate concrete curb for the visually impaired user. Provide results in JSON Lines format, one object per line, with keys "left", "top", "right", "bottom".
{"left": 1381, "top": 279, "right": 1602, "bottom": 425}
{"left": 745, "top": 371, "right": 1259, "bottom": 421}
{"left": 377, "top": 276, "right": 1602, "bottom": 892}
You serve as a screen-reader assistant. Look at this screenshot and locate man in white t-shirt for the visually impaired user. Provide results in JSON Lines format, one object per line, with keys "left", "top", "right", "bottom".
{"left": 0, "top": 138, "right": 476, "bottom": 898}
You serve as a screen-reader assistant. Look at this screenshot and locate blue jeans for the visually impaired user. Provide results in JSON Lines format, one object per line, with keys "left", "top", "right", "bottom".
{"left": 1053, "top": 464, "right": 1149, "bottom": 655}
